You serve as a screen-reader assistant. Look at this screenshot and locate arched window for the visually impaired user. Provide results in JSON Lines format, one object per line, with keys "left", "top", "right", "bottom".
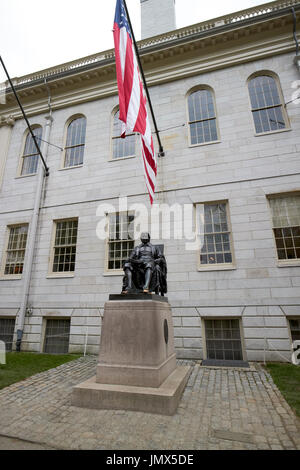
{"left": 64, "top": 116, "right": 86, "bottom": 168}
{"left": 248, "top": 74, "right": 287, "bottom": 134}
{"left": 20, "top": 126, "right": 42, "bottom": 176}
{"left": 187, "top": 88, "right": 218, "bottom": 145}
{"left": 112, "top": 109, "right": 136, "bottom": 159}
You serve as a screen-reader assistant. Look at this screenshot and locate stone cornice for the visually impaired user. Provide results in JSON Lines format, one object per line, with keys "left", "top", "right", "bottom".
{"left": 0, "top": 115, "right": 15, "bottom": 127}
{"left": 0, "top": 1, "right": 299, "bottom": 120}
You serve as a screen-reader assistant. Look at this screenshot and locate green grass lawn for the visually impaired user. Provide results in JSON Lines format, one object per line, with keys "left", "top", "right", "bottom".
{"left": 0, "top": 352, "right": 82, "bottom": 390}
{"left": 265, "top": 362, "right": 300, "bottom": 418}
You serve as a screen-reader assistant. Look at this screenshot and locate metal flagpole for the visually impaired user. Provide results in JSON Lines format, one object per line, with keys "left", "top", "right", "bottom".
{"left": 122, "top": 0, "right": 165, "bottom": 157}
{"left": 0, "top": 55, "right": 50, "bottom": 175}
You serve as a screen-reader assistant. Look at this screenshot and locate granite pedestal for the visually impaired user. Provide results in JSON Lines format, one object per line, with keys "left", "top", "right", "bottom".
{"left": 72, "top": 295, "right": 191, "bottom": 415}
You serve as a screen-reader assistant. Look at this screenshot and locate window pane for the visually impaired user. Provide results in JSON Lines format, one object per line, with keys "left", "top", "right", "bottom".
{"left": 21, "top": 127, "right": 42, "bottom": 175}
{"left": 113, "top": 110, "right": 136, "bottom": 159}
{"left": 64, "top": 117, "right": 86, "bottom": 167}
{"left": 270, "top": 196, "right": 300, "bottom": 261}
{"left": 108, "top": 212, "right": 135, "bottom": 269}
{"left": 4, "top": 225, "right": 28, "bottom": 275}
{"left": 53, "top": 220, "right": 78, "bottom": 272}
{"left": 248, "top": 75, "right": 285, "bottom": 133}
{"left": 199, "top": 203, "right": 232, "bottom": 266}
{"left": 188, "top": 89, "right": 218, "bottom": 144}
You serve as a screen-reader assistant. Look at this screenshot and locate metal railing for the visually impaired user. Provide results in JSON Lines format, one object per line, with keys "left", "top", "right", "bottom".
{"left": 1, "top": 0, "right": 299, "bottom": 90}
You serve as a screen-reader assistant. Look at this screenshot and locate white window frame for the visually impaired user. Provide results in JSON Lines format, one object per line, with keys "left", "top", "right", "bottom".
{"left": 247, "top": 71, "right": 290, "bottom": 137}
{"left": 17, "top": 126, "right": 42, "bottom": 177}
{"left": 105, "top": 211, "right": 135, "bottom": 273}
{"left": 186, "top": 86, "right": 220, "bottom": 148}
{"left": 195, "top": 201, "right": 235, "bottom": 271}
{"left": 47, "top": 218, "right": 78, "bottom": 278}
{"left": 268, "top": 193, "right": 300, "bottom": 267}
{"left": 61, "top": 115, "right": 86, "bottom": 170}
{"left": 0, "top": 223, "right": 29, "bottom": 279}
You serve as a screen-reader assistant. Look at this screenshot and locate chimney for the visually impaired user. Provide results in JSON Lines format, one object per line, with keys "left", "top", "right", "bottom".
{"left": 140, "top": 0, "right": 176, "bottom": 39}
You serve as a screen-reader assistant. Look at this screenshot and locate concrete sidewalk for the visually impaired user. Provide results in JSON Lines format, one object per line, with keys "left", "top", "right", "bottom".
{"left": 0, "top": 356, "right": 299, "bottom": 450}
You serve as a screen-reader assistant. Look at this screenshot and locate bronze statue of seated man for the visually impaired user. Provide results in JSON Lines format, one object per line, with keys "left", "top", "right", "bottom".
{"left": 122, "top": 232, "right": 167, "bottom": 296}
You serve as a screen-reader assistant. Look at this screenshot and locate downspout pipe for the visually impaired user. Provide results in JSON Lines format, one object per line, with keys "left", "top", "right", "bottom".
{"left": 16, "top": 113, "right": 53, "bottom": 351}
{"left": 291, "top": 7, "right": 299, "bottom": 56}
{"left": 292, "top": 7, "right": 300, "bottom": 74}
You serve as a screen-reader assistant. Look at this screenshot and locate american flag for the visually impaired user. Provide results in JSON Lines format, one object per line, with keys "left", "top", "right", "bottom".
{"left": 113, "top": 0, "right": 157, "bottom": 205}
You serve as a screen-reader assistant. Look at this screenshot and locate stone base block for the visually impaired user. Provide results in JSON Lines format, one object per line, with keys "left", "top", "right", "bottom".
{"left": 96, "top": 353, "right": 177, "bottom": 388}
{"left": 96, "top": 299, "right": 177, "bottom": 388}
{"left": 72, "top": 365, "right": 191, "bottom": 415}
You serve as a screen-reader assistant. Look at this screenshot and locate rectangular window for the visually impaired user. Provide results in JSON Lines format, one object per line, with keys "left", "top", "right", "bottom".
{"left": 205, "top": 319, "right": 243, "bottom": 361}
{"left": 3, "top": 225, "right": 28, "bottom": 275}
{"left": 51, "top": 219, "right": 78, "bottom": 273}
{"left": 43, "top": 319, "right": 70, "bottom": 354}
{"left": 107, "top": 212, "right": 135, "bottom": 270}
{"left": 289, "top": 318, "right": 300, "bottom": 342}
{"left": 269, "top": 195, "right": 300, "bottom": 262}
{"left": 197, "top": 202, "right": 233, "bottom": 266}
{"left": 0, "top": 318, "right": 15, "bottom": 352}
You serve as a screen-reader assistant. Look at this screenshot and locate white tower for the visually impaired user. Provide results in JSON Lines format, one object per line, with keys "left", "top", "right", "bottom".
{"left": 140, "top": 0, "right": 176, "bottom": 39}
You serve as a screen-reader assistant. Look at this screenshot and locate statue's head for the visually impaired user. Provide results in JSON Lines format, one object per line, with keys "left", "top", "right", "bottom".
{"left": 140, "top": 232, "right": 150, "bottom": 244}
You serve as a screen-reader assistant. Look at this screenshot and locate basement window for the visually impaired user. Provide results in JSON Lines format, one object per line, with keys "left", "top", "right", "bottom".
{"left": 0, "top": 318, "right": 15, "bottom": 352}
{"left": 204, "top": 319, "right": 244, "bottom": 361}
{"left": 43, "top": 319, "right": 70, "bottom": 354}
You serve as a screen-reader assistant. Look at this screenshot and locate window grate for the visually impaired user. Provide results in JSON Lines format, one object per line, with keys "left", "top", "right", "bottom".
{"left": 289, "top": 318, "right": 300, "bottom": 342}
{"left": 0, "top": 319, "right": 15, "bottom": 352}
{"left": 43, "top": 319, "right": 70, "bottom": 354}
{"left": 205, "top": 319, "right": 243, "bottom": 361}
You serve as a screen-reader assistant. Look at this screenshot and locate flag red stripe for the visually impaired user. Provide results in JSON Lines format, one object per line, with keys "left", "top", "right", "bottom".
{"left": 133, "top": 80, "right": 147, "bottom": 136}
{"left": 142, "top": 139, "right": 157, "bottom": 175}
{"left": 142, "top": 151, "right": 155, "bottom": 193}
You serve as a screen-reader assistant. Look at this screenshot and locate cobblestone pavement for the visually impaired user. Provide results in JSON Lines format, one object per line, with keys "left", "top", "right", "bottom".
{"left": 0, "top": 356, "right": 299, "bottom": 450}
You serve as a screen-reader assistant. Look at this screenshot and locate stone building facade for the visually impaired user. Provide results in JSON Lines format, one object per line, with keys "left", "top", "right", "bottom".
{"left": 0, "top": 0, "right": 300, "bottom": 362}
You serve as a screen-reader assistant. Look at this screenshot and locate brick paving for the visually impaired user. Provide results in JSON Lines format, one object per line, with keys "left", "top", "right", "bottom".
{"left": 0, "top": 356, "right": 299, "bottom": 450}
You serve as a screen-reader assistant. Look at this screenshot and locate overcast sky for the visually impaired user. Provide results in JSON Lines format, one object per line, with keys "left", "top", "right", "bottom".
{"left": 0, "top": 0, "right": 275, "bottom": 83}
